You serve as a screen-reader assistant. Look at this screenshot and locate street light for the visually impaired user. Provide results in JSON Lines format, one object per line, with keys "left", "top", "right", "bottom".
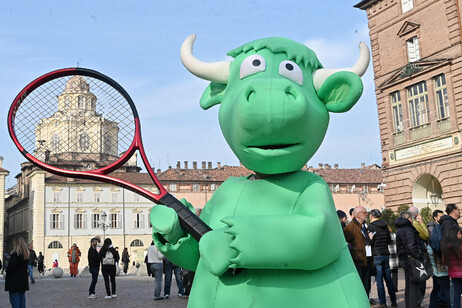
{"left": 430, "top": 192, "right": 440, "bottom": 206}
{"left": 99, "top": 211, "right": 110, "bottom": 241}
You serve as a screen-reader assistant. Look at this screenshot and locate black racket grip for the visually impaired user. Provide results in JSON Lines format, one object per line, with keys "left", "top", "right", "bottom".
{"left": 158, "top": 193, "right": 212, "bottom": 242}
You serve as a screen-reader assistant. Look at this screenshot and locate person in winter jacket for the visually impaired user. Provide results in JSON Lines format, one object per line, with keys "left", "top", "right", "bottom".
{"left": 5, "top": 236, "right": 30, "bottom": 308}
{"left": 67, "top": 243, "right": 81, "bottom": 277}
{"left": 367, "top": 209, "right": 397, "bottom": 308}
{"left": 87, "top": 238, "right": 100, "bottom": 299}
{"left": 442, "top": 228, "right": 462, "bottom": 308}
{"left": 121, "top": 248, "right": 130, "bottom": 274}
{"left": 440, "top": 203, "right": 461, "bottom": 239}
{"left": 99, "top": 238, "right": 120, "bottom": 299}
{"left": 395, "top": 211, "right": 425, "bottom": 308}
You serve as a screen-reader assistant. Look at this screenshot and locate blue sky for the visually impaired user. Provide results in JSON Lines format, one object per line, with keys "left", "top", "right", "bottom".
{"left": 0, "top": 1, "right": 380, "bottom": 188}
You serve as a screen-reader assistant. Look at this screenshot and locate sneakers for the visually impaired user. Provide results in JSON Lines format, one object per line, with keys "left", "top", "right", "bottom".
{"left": 88, "top": 294, "right": 97, "bottom": 299}
{"left": 111, "top": 294, "right": 117, "bottom": 298}
{"left": 391, "top": 303, "right": 398, "bottom": 308}
{"left": 164, "top": 294, "right": 169, "bottom": 299}
{"left": 178, "top": 294, "right": 183, "bottom": 298}
{"left": 154, "top": 296, "right": 164, "bottom": 300}
{"left": 105, "top": 295, "right": 112, "bottom": 299}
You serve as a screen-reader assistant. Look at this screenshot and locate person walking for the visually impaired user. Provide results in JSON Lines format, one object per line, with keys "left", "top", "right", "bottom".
{"left": 442, "top": 228, "right": 462, "bottom": 308}
{"left": 121, "top": 248, "right": 130, "bottom": 274}
{"left": 396, "top": 211, "right": 425, "bottom": 308}
{"left": 27, "top": 244, "right": 36, "bottom": 284}
{"left": 5, "top": 236, "right": 30, "bottom": 308}
{"left": 67, "top": 243, "right": 81, "bottom": 277}
{"left": 87, "top": 238, "right": 100, "bottom": 299}
{"left": 99, "top": 238, "right": 119, "bottom": 299}
{"left": 148, "top": 241, "right": 164, "bottom": 300}
{"left": 36, "top": 252, "right": 44, "bottom": 276}
{"left": 367, "top": 209, "right": 397, "bottom": 308}
{"left": 163, "top": 258, "right": 185, "bottom": 298}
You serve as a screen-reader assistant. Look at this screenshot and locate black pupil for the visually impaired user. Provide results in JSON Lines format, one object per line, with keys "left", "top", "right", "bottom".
{"left": 252, "top": 59, "right": 261, "bottom": 66}
{"left": 285, "top": 63, "right": 294, "bottom": 71}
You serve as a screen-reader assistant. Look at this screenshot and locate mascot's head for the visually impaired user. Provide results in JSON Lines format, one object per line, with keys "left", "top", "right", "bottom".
{"left": 181, "top": 35, "right": 369, "bottom": 174}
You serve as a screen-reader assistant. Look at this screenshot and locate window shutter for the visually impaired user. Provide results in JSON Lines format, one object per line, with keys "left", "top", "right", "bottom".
{"left": 118, "top": 214, "right": 121, "bottom": 229}
{"left": 83, "top": 214, "right": 87, "bottom": 229}
{"left": 74, "top": 214, "right": 77, "bottom": 229}
{"left": 140, "top": 214, "right": 145, "bottom": 228}
{"left": 50, "top": 214, "right": 53, "bottom": 229}
{"left": 59, "top": 214, "right": 64, "bottom": 229}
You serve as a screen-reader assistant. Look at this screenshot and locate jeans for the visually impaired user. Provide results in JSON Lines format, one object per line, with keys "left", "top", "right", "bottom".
{"left": 373, "top": 255, "right": 397, "bottom": 305}
{"left": 27, "top": 264, "right": 34, "bottom": 282}
{"left": 89, "top": 267, "right": 99, "bottom": 295}
{"left": 429, "top": 276, "right": 450, "bottom": 308}
{"left": 9, "top": 292, "right": 26, "bottom": 308}
{"left": 102, "top": 265, "right": 116, "bottom": 296}
{"left": 164, "top": 263, "right": 185, "bottom": 296}
{"left": 150, "top": 263, "right": 163, "bottom": 299}
{"left": 453, "top": 277, "right": 462, "bottom": 308}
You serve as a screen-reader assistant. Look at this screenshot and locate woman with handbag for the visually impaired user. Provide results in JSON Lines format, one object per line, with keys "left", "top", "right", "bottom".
{"left": 395, "top": 212, "right": 425, "bottom": 308}
{"left": 5, "top": 236, "right": 30, "bottom": 308}
{"left": 442, "top": 229, "right": 462, "bottom": 308}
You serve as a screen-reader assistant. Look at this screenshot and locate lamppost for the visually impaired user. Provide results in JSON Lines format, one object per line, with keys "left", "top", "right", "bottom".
{"left": 99, "top": 211, "right": 110, "bottom": 241}
{"left": 430, "top": 192, "right": 440, "bottom": 207}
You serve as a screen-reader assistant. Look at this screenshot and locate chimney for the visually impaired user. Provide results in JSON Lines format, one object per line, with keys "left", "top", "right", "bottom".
{"left": 193, "top": 161, "right": 197, "bottom": 169}
{"left": 157, "top": 169, "right": 161, "bottom": 177}
{"left": 318, "top": 163, "right": 323, "bottom": 169}
{"left": 202, "top": 161, "right": 206, "bottom": 169}
{"left": 208, "top": 162, "right": 212, "bottom": 169}
{"left": 184, "top": 161, "right": 188, "bottom": 169}
{"left": 325, "top": 164, "right": 331, "bottom": 170}
{"left": 361, "top": 163, "right": 365, "bottom": 168}
{"left": 217, "top": 162, "right": 221, "bottom": 169}
{"left": 0, "top": 156, "right": 3, "bottom": 168}
{"left": 308, "top": 166, "right": 313, "bottom": 172}
{"left": 334, "top": 164, "right": 338, "bottom": 169}
{"left": 176, "top": 161, "right": 181, "bottom": 169}
{"left": 168, "top": 165, "right": 172, "bottom": 169}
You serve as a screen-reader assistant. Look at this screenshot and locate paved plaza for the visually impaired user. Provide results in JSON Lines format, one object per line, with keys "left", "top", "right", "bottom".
{"left": 0, "top": 269, "right": 431, "bottom": 307}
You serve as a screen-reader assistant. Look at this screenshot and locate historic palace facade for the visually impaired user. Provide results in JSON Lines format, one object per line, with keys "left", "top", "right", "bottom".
{"left": 355, "top": 0, "right": 462, "bottom": 211}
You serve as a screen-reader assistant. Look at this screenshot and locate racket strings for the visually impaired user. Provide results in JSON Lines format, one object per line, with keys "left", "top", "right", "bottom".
{"left": 13, "top": 75, "right": 136, "bottom": 172}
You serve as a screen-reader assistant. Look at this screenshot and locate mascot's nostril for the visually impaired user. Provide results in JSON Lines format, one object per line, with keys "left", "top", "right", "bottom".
{"left": 285, "top": 87, "right": 296, "bottom": 102}
{"left": 247, "top": 90, "right": 256, "bottom": 102}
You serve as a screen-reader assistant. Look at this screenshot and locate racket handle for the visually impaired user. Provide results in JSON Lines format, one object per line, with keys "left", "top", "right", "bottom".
{"left": 159, "top": 193, "right": 212, "bottom": 242}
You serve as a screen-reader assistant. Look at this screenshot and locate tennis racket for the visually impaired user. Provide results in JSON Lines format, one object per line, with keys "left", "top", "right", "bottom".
{"left": 8, "top": 67, "right": 211, "bottom": 241}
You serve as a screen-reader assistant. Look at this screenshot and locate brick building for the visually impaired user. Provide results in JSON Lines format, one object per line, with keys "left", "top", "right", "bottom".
{"left": 354, "top": 0, "right": 462, "bottom": 211}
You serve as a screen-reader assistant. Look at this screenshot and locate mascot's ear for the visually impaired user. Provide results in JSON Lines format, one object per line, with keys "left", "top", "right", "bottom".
{"left": 200, "top": 82, "right": 227, "bottom": 110}
{"left": 317, "top": 71, "right": 363, "bottom": 113}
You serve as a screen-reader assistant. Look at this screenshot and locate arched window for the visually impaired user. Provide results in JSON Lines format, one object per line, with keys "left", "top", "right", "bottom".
{"left": 48, "top": 241, "right": 63, "bottom": 249}
{"left": 79, "top": 133, "right": 90, "bottom": 151}
{"left": 78, "top": 96, "right": 84, "bottom": 109}
{"left": 130, "top": 239, "right": 144, "bottom": 247}
{"left": 51, "top": 134, "right": 60, "bottom": 152}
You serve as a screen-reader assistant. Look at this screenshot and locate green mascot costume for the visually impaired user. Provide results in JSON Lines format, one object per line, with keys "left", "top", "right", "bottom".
{"left": 150, "top": 34, "right": 371, "bottom": 307}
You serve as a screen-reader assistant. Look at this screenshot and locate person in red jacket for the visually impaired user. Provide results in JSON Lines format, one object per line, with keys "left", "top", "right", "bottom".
{"left": 67, "top": 243, "right": 81, "bottom": 277}
{"left": 442, "top": 228, "right": 462, "bottom": 308}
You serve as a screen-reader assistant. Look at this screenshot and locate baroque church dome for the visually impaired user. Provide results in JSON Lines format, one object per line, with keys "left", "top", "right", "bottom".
{"left": 63, "top": 75, "right": 90, "bottom": 94}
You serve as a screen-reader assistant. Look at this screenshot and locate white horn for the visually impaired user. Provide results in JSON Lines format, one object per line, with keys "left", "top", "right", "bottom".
{"left": 180, "top": 34, "right": 231, "bottom": 83}
{"left": 312, "top": 42, "right": 370, "bottom": 91}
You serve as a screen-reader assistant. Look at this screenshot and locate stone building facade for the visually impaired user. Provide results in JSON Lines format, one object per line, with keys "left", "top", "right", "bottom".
{"left": 355, "top": 0, "right": 462, "bottom": 211}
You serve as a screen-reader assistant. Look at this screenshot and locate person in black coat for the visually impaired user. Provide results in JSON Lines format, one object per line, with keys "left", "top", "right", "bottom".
{"left": 5, "top": 235, "right": 30, "bottom": 308}
{"left": 396, "top": 212, "right": 425, "bottom": 308}
{"left": 87, "top": 238, "right": 100, "bottom": 299}
{"left": 99, "top": 238, "right": 120, "bottom": 299}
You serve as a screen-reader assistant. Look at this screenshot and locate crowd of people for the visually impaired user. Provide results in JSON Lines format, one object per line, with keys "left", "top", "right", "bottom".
{"left": 339, "top": 203, "right": 462, "bottom": 308}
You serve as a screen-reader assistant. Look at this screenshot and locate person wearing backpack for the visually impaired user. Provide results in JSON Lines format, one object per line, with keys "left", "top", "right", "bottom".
{"left": 99, "top": 238, "right": 120, "bottom": 299}
{"left": 428, "top": 209, "right": 450, "bottom": 308}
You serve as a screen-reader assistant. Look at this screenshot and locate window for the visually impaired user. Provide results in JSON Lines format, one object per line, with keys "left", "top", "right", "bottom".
{"left": 331, "top": 184, "right": 340, "bottom": 193}
{"left": 192, "top": 183, "right": 200, "bottom": 191}
{"left": 130, "top": 239, "right": 144, "bottom": 247}
{"left": 78, "top": 96, "right": 84, "bottom": 109}
{"left": 407, "top": 81, "right": 429, "bottom": 127}
{"left": 53, "top": 191, "right": 60, "bottom": 203}
{"left": 64, "top": 97, "right": 70, "bottom": 109}
{"left": 391, "top": 91, "right": 404, "bottom": 133}
{"left": 210, "top": 183, "right": 217, "bottom": 191}
{"left": 407, "top": 37, "right": 420, "bottom": 62}
{"left": 79, "top": 133, "right": 90, "bottom": 151}
{"left": 74, "top": 213, "right": 87, "bottom": 229}
{"left": 92, "top": 213, "right": 100, "bottom": 229}
{"left": 401, "top": 0, "right": 413, "bottom": 13}
{"left": 94, "top": 192, "right": 100, "bottom": 203}
{"left": 347, "top": 185, "right": 356, "bottom": 193}
{"left": 104, "top": 134, "right": 112, "bottom": 154}
{"left": 77, "top": 191, "right": 83, "bottom": 203}
{"left": 51, "top": 134, "right": 60, "bottom": 152}
{"left": 110, "top": 213, "right": 121, "bottom": 229}
{"left": 50, "top": 214, "right": 64, "bottom": 230}
{"left": 169, "top": 183, "right": 177, "bottom": 191}
{"left": 48, "top": 241, "right": 63, "bottom": 249}
{"left": 133, "top": 213, "right": 144, "bottom": 229}
{"left": 434, "top": 74, "right": 450, "bottom": 119}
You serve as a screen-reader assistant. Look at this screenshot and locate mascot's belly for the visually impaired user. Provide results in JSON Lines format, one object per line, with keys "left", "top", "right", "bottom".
{"left": 187, "top": 247, "right": 369, "bottom": 308}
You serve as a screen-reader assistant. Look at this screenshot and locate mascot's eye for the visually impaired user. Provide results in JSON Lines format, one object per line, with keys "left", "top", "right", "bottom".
{"left": 279, "top": 60, "right": 303, "bottom": 85}
{"left": 240, "top": 55, "right": 266, "bottom": 79}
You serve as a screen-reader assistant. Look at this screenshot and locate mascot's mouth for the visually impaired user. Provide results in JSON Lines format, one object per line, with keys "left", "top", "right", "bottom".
{"left": 248, "top": 143, "right": 299, "bottom": 150}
